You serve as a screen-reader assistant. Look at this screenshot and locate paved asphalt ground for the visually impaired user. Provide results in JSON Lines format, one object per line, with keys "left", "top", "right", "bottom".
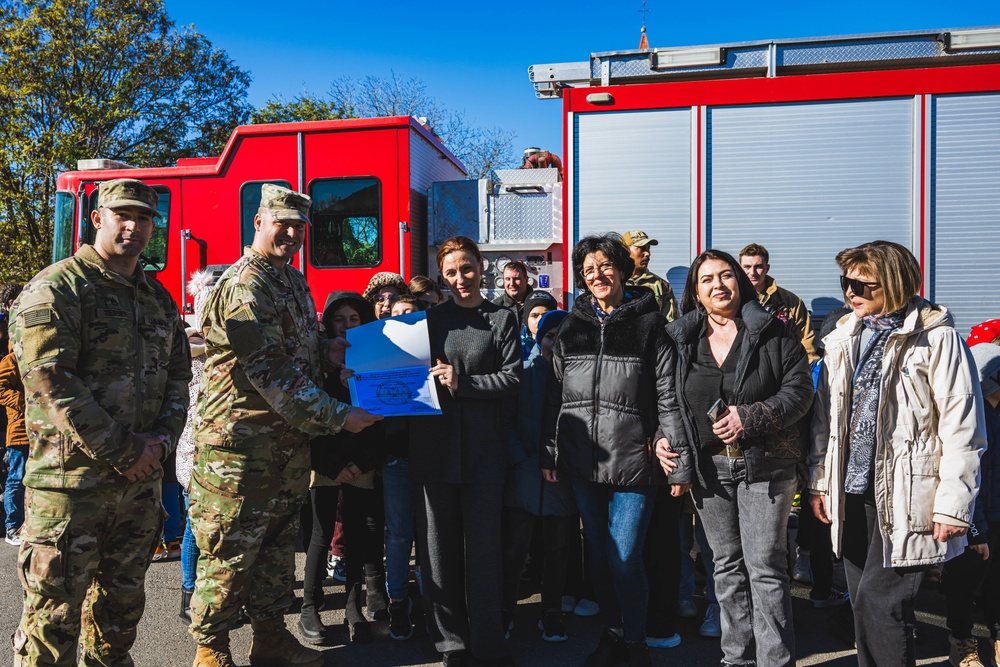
{"left": 0, "top": 537, "right": 990, "bottom": 667}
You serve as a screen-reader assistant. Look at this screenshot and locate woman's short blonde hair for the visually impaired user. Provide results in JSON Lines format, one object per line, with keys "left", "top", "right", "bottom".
{"left": 835, "top": 240, "right": 922, "bottom": 313}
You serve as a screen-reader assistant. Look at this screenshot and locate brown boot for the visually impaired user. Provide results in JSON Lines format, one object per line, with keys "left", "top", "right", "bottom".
{"left": 248, "top": 616, "right": 324, "bottom": 667}
{"left": 193, "top": 644, "right": 237, "bottom": 667}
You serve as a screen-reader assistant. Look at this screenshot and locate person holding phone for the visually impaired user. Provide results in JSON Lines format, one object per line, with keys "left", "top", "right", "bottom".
{"left": 656, "top": 249, "right": 812, "bottom": 667}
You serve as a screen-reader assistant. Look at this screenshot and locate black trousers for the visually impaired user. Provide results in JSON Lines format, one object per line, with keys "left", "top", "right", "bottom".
{"left": 842, "top": 493, "right": 925, "bottom": 667}
{"left": 302, "top": 481, "right": 385, "bottom": 611}
{"left": 943, "top": 520, "right": 1000, "bottom": 639}
{"left": 797, "top": 491, "right": 836, "bottom": 598}
{"left": 501, "top": 506, "right": 574, "bottom": 613}
{"left": 416, "top": 482, "right": 509, "bottom": 661}
{"left": 644, "top": 487, "right": 681, "bottom": 638}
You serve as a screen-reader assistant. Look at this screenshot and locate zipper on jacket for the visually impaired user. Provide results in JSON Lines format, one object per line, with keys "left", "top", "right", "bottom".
{"left": 878, "top": 335, "right": 898, "bottom": 533}
{"left": 734, "top": 332, "right": 760, "bottom": 489}
{"left": 133, "top": 287, "right": 144, "bottom": 436}
{"left": 592, "top": 318, "right": 606, "bottom": 478}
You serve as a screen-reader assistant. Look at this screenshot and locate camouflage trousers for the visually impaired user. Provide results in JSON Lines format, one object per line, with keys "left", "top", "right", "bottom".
{"left": 188, "top": 438, "right": 310, "bottom": 645}
{"left": 12, "top": 479, "right": 162, "bottom": 666}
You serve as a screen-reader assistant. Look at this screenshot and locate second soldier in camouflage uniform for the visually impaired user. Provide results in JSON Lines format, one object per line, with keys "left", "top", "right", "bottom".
{"left": 621, "top": 230, "right": 679, "bottom": 322}
{"left": 9, "top": 179, "right": 192, "bottom": 666}
{"left": 188, "top": 184, "right": 380, "bottom": 667}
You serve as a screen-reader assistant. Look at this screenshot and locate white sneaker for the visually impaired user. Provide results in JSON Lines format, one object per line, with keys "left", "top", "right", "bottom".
{"left": 561, "top": 595, "right": 577, "bottom": 613}
{"left": 678, "top": 598, "right": 698, "bottom": 618}
{"left": 792, "top": 548, "right": 812, "bottom": 584}
{"left": 5, "top": 531, "right": 22, "bottom": 547}
{"left": 699, "top": 604, "right": 721, "bottom": 638}
{"left": 646, "top": 633, "right": 681, "bottom": 649}
{"left": 573, "top": 598, "right": 599, "bottom": 617}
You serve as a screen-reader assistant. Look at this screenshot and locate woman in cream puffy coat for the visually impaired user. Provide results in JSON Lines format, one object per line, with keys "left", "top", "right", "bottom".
{"left": 808, "top": 240, "right": 986, "bottom": 667}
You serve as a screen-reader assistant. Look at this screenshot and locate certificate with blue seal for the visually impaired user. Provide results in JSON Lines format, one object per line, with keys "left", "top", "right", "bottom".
{"left": 345, "top": 311, "right": 441, "bottom": 416}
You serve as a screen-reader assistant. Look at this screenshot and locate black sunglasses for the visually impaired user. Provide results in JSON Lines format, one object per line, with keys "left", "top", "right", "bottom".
{"left": 840, "top": 275, "right": 879, "bottom": 295}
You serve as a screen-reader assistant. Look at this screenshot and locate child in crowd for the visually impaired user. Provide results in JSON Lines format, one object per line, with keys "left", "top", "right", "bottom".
{"left": 501, "top": 309, "right": 577, "bottom": 642}
{"left": 363, "top": 272, "right": 409, "bottom": 320}
{"left": 409, "top": 275, "right": 444, "bottom": 308}
{"left": 519, "top": 291, "right": 558, "bottom": 361}
{"left": 301, "top": 291, "right": 388, "bottom": 645}
{"left": 391, "top": 294, "right": 425, "bottom": 318}
{"left": 941, "top": 339, "right": 1000, "bottom": 667}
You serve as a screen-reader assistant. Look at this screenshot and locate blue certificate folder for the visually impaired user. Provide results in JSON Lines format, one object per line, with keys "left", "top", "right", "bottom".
{"left": 345, "top": 311, "right": 442, "bottom": 417}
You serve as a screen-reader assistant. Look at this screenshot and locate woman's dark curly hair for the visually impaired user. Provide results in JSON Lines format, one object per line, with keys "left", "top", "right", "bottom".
{"left": 680, "top": 249, "right": 758, "bottom": 314}
{"left": 572, "top": 233, "right": 635, "bottom": 291}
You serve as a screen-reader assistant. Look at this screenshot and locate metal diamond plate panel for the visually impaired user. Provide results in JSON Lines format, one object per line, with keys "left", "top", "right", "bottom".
{"left": 492, "top": 190, "right": 555, "bottom": 241}
{"left": 779, "top": 37, "right": 944, "bottom": 66}
{"left": 431, "top": 180, "right": 484, "bottom": 244}
{"left": 594, "top": 47, "right": 770, "bottom": 79}
{"left": 491, "top": 169, "right": 561, "bottom": 185}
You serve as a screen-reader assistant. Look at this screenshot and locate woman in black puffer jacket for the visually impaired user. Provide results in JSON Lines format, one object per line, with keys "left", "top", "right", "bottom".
{"left": 540, "top": 234, "right": 691, "bottom": 667}
{"left": 656, "top": 249, "right": 811, "bottom": 667}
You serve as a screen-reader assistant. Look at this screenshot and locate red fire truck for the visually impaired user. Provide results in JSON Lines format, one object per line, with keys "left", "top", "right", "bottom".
{"left": 530, "top": 26, "right": 1000, "bottom": 332}
{"left": 53, "top": 116, "right": 465, "bottom": 316}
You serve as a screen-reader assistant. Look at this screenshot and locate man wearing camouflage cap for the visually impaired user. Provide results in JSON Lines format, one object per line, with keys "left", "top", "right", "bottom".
{"left": 9, "top": 178, "right": 192, "bottom": 665}
{"left": 622, "top": 230, "right": 679, "bottom": 321}
{"left": 188, "top": 183, "right": 382, "bottom": 667}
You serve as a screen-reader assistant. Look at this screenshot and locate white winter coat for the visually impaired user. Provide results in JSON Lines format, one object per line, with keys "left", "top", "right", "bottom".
{"left": 808, "top": 297, "right": 986, "bottom": 568}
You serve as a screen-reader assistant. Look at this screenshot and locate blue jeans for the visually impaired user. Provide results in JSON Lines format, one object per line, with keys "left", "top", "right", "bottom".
{"left": 4, "top": 445, "right": 27, "bottom": 533}
{"left": 162, "top": 481, "right": 182, "bottom": 542}
{"left": 571, "top": 479, "right": 656, "bottom": 643}
{"left": 383, "top": 456, "right": 415, "bottom": 600}
{"left": 679, "top": 510, "right": 717, "bottom": 605}
{"left": 181, "top": 488, "right": 198, "bottom": 591}
{"left": 693, "top": 455, "right": 797, "bottom": 667}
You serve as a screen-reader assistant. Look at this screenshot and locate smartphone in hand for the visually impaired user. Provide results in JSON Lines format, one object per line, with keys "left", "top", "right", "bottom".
{"left": 707, "top": 397, "right": 729, "bottom": 424}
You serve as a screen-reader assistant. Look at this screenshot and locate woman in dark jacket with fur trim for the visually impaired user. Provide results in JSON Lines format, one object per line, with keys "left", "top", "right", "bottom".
{"left": 540, "top": 233, "right": 691, "bottom": 667}
{"left": 656, "top": 249, "right": 812, "bottom": 667}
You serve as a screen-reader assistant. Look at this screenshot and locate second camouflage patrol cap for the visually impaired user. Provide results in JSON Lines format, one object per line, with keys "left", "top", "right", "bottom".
{"left": 260, "top": 183, "right": 311, "bottom": 224}
{"left": 98, "top": 179, "right": 161, "bottom": 219}
{"left": 621, "top": 230, "right": 658, "bottom": 247}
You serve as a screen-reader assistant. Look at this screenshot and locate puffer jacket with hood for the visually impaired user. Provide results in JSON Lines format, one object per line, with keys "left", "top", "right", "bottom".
{"left": 540, "top": 287, "right": 690, "bottom": 487}
{"left": 808, "top": 297, "right": 987, "bottom": 567}
{"left": 667, "top": 299, "right": 813, "bottom": 488}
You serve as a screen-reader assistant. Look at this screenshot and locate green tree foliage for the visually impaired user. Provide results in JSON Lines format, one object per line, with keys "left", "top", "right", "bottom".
{"left": 252, "top": 73, "right": 519, "bottom": 179}
{"left": 0, "top": 0, "right": 251, "bottom": 284}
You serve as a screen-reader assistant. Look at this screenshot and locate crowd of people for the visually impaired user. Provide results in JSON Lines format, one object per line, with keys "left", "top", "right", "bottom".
{"left": 0, "top": 179, "right": 997, "bottom": 667}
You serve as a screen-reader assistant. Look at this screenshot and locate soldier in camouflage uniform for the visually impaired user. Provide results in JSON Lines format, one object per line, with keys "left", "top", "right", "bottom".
{"left": 188, "top": 184, "right": 381, "bottom": 667}
{"left": 621, "top": 230, "right": 679, "bottom": 321}
{"left": 9, "top": 179, "right": 192, "bottom": 666}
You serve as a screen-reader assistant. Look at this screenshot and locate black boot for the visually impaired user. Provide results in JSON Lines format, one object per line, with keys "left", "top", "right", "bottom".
{"left": 298, "top": 606, "right": 326, "bottom": 645}
{"left": 365, "top": 572, "right": 390, "bottom": 621}
{"left": 179, "top": 588, "right": 193, "bottom": 624}
{"left": 626, "top": 640, "right": 652, "bottom": 667}
{"left": 584, "top": 630, "right": 628, "bottom": 667}
{"left": 344, "top": 583, "right": 373, "bottom": 643}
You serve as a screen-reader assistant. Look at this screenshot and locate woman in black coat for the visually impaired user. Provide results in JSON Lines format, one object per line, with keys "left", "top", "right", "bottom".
{"left": 540, "top": 234, "right": 690, "bottom": 667}
{"left": 655, "top": 249, "right": 812, "bottom": 667}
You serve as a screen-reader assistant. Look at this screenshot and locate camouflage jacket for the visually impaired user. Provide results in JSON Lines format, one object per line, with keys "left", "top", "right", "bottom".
{"left": 627, "top": 270, "right": 679, "bottom": 322}
{"left": 10, "top": 245, "right": 191, "bottom": 489}
{"left": 757, "top": 275, "right": 819, "bottom": 364}
{"left": 194, "top": 247, "right": 351, "bottom": 448}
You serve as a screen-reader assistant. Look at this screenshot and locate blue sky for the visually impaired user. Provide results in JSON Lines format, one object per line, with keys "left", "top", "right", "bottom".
{"left": 165, "top": 1, "right": 1000, "bottom": 158}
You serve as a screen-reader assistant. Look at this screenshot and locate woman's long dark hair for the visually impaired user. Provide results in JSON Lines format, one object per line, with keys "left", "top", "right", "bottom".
{"left": 680, "top": 249, "right": 758, "bottom": 314}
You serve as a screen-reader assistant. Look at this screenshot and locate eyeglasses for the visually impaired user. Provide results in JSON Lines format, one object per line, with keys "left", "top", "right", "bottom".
{"left": 840, "top": 275, "right": 879, "bottom": 295}
{"left": 582, "top": 262, "right": 617, "bottom": 281}
{"left": 375, "top": 293, "right": 400, "bottom": 304}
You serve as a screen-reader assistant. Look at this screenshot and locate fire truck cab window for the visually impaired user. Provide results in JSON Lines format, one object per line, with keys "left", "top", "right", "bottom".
{"left": 309, "top": 178, "right": 381, "bottom": 268}
{"left": 85, "top": 186, "right": 170, "bottom": 272}
{"left": 240, "top": 180, "right": 292, "bottom": 250}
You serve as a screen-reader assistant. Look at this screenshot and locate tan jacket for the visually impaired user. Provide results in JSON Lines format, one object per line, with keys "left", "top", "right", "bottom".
{"left": 808, "top": 298, "right": 986, "bottom": 567}
{"left": 0, "top": 343, "right": 28, "bottom": 448}
{"left": 757, "top": 276, "right": 818, "bottom": 364}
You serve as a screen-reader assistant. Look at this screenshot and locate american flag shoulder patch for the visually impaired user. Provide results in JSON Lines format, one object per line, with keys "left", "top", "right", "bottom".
{"left": 23, "top": 309, "right": 53, "bottom": 327}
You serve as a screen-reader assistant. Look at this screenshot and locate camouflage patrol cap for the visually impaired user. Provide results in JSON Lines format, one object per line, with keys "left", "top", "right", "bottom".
{"left": 98, "top": 179, "right": 161, "bottom": 219}
{"left": 621, "top": 230, "right": 658, "bottom": 247}
{"left": 260, "top": 183, "right": 311, "bottom": 223}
